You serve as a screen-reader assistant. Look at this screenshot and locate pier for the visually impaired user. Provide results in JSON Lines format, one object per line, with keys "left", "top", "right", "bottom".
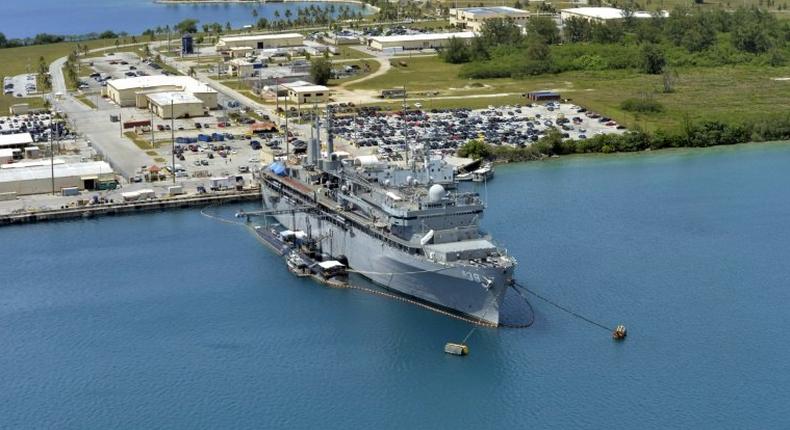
{"left": 0, "top": 189, "right": 261, "bottom": 226}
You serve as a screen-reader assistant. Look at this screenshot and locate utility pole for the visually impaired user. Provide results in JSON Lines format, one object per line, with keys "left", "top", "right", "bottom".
{"left": 171, "top": 99, "right": 176, "bottom": 184}
{"left": 284, "top": 94, "right": 289, "bottom": 163}
{"left": 150, "top": 108, "right": 155, "bottom": 148}
{"left": 119, "top": 112, "right": 123, "bottom": 137}
{"left": 50, "top": 120, "right": 55, "bottom": 195}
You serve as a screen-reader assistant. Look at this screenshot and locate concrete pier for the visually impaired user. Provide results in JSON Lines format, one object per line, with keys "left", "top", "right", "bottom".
{"left": 0, "top": 189, "right": 260, "bottom": 226}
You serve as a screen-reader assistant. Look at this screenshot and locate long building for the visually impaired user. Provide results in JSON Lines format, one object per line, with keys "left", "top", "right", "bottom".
{"left": 216, "top": 33, "right": 305, "bottom": 53}
{"left": 560, "top": 7, "right": 667, "bottom": 23}
{"left": 450, "top": 6, "right": 530, "bottom": 32}
{"left": 105, "top": 76, "right": 218, "bottom": 118}
{"left": 368, "top": 31, "right": 476, "bottom": 52}
{"left": 0, "top": 133, "right": 34, "bottom": 151}
{"left": 0, "top": 161, "right": 114, "bottom": 195}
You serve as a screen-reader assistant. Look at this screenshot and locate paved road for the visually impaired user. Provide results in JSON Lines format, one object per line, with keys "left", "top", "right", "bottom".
{"left": 49, "top": 47, "right": 156, "bottom": 179}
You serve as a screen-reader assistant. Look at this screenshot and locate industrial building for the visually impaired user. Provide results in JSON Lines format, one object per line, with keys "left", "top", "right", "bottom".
{"left": 282, "top": 81, "right": 329, "bottom": 105}
{"left": 368, "top": 32, "right": 476, "bottom": 52}
{"left": 450, "top": 6, "right": 530, "bottom": 32}
{"left": 0, "top": 160, "right": 115, "bottom": 195}
{"left": 0, "top": 133, "right": 34, "bottom": 152}
{"left": 216, "top": 33, "right": 305, "bottom": 54}
{"left": 105, "top": 76, "right": 217, "bottom": 118}
{"left": 146, "top": 92, "right": 205, "bottom": 119}
{"left": 560, "top": 7, "right": 666, "bottom": 23}
{"left": 228, "top": 58, "right": 261, "bottom": 78}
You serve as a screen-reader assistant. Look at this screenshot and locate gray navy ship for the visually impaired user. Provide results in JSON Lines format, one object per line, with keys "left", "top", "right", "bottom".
{"left": 260, "top": 111, "right": 516, "bottom": 325}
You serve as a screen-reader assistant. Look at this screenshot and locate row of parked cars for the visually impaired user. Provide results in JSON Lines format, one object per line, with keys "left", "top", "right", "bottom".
{"left": 331, "top": 103, "right": 624, "bottom": 149}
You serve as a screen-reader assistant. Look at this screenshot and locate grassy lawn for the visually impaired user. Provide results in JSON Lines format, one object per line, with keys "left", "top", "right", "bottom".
{"left": 347, "top": 56, "right": 790, "bottom": 132}
{"left": 74, "top": 94, "right": 97, "bottom": 109}
{"left": 0, "top": 38, "right": 123, "bottom": 113}
{"left": 333, "top": 46, "right": 375, "bottom": 60}
{"left": 330, "top": 59, "right": 381, "bottom": 85}
{"left": 124, "top": 131, "right": 171, "bottom": 150}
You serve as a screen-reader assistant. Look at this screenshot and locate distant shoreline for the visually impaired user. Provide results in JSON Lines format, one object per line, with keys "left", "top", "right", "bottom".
{"left": 154, "top": 0, "right": 377, "bottom": 9}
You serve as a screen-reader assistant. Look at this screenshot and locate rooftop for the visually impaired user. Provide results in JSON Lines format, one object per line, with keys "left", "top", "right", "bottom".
{"left": 370, "top": 31, "right": 476, "bottom": 43}
{"left": 0, "top": 132, "right": 34, "bottom": 148}
{"left": 459, "top": 6, "right": 529, "bottom": 16}
{"left": 288, "top": 85, "right": 329, "bottom": 93}
{"left": 106, "top": 76, "right": 215, "bottom": 93}
{"left": 147, "top": 91, "right": 204, "bottom": 106}
{"left": 218, "top": 32, "right": 304, "bottom": 43}
{"left": 561, "top": 7, "right": 665, "bottom": 19}
{"left": 0, "top": 161, "right": 113, "bottom": 183}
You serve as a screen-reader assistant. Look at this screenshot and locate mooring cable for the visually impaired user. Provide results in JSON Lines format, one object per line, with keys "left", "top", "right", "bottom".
{"left": 513, "top": 281, "right": 612, "bottom": 332}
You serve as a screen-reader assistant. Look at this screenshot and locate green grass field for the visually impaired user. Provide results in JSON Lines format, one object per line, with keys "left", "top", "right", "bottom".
{"left": 330, "top": 59, "right": 381, "bottom": 85}
{"left": 0, "top": 38, "right": 123, "bottom": 113}
{"left": 347, "top": 56, "right": 790, "bottom": 132}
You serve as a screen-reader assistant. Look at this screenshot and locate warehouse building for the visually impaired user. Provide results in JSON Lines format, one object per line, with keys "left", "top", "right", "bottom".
{"left": 560, "top": 7, "right": 666, "bottom": 23}
{"left": 216, "top": 33, "right": 305, "bottom": 54}
{"left": 0, "top": 161, "right": 115, "bottom": 195}
{"left": 283, "top": 82, "right": 329, "bottom": 105}
{"left": 105, "top": 76, "right": 217, "bottom": 118}
{"left": 450, "top": 6, "right": 530, "bottom": 32}
{"left": 228, "top": 58, "right": 262, "bottom": 78}
{"left": 146, "top": 92, "right": 205, "bottom": 119}
{"left": 368, "top": 31, "right": 476, "bottom": 52}
{"left": 0, "top": 132, "right": 34, "bottom": 151}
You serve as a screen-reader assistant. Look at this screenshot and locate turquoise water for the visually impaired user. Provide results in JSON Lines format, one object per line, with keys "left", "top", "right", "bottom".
{"left": 1, "top": 142, "right": 790, "bottom": 428}
{"left": 1, "top": 0, "right": 368, "bottom": 39}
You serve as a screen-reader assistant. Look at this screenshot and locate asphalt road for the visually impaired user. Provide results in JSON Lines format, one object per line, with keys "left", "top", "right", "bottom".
{"left": 49, "top": 54, "right": 153, "bottom": 179}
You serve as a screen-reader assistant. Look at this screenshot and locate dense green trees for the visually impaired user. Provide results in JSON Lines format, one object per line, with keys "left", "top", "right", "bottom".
{"left": 526, "top": 16, "right": 560, "bottom": 45}
{"left": 641, "top": 43, "right": 666, "bottom": 74}
{"left": 310, "top": 58, "right": 332, "bottom": 86}
{"left": 444, "top": 6, "right": 789, "bottom": 78}
{"left": 175, "top": 19, "right": 199, "bottom": 34}
{"left": 441, "top": 37, "right": 471, "bottom": 64}
{"left": 464, "top": 114, "right": 790, "bottom": 161}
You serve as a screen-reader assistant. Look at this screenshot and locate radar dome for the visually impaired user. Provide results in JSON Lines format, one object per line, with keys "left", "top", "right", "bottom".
{"left": 428, "top": 184, "right": 445, "bottom": 203}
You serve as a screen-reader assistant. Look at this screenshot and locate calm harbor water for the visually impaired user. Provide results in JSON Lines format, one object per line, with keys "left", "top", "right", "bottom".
{"left": 1, "top": 0, "right": 369, "bottom": 39}
{"left": 2, "top": 142, "right": 790, "bottom": 428}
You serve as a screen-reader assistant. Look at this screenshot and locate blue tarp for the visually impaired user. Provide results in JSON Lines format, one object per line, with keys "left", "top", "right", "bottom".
{"left": 269, "top": 162, "right": 286, "bottom": 176}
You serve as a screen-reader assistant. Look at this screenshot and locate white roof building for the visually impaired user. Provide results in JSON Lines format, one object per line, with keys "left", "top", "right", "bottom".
{"left": 216, "top": 32, "right": 305, "bottom": 51}
{"left": 0, "top": 132, "right": 34, "bottom": 149}
{"left": 146, "top": 92, "right": 204, "bottom": 106}
{"left": 368, "top": 32, "right": 476, "bottom": 51}
{"left": 560, "top": 7, "right": 667, "bottom": 23}
{"left": 0, "top": 161, "right": 114, "bottom": 195}
{"left": 106, "top": 75, "right": 214, "bottom": 94}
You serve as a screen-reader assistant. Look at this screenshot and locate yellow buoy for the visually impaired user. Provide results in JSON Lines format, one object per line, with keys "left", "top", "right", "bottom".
{"left": 444, "top": 342, "right": 469, "bottom": 356}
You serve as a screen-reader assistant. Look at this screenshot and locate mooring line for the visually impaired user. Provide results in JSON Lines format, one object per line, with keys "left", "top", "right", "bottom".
{"left": 513, "top": 282, "right": 612, "bottom": 332}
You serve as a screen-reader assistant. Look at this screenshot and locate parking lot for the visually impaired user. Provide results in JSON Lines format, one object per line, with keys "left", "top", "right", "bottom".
{"left": 331, "top": 102, "right": 627, "bottom": 152}
{"left": 3, "top": 74, "right": 37, "bottom": 97}
{"left": 0, "top": 111, "right": 67, "bottom": 143}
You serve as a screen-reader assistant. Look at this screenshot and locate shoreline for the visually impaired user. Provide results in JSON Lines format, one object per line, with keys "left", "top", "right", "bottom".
{"left": 489, "top": 139, "right": 790, "bottom": 166}
{"left": 154, "top": 0, "right": 378, "bottom": 10}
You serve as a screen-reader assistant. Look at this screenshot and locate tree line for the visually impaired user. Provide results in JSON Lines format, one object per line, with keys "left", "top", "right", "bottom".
{"left": 442, "top": 6, "right": 790, "bottom": 79}
{"left": 459, "top": 113, "right": 790, "bottom": 162}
